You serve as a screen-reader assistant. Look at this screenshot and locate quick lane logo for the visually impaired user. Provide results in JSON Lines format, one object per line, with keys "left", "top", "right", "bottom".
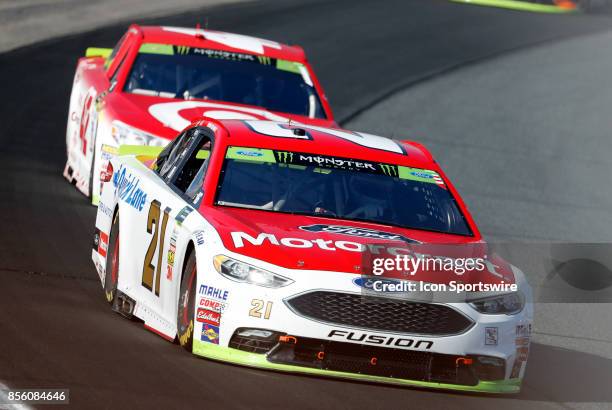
{"left": 299, "top": 224, "right": 420, "bottom": 244}
{"left": 176, "top": 45, "right": 191, "bottom": 55}
{"left": 275, "top": 151, "right": 294, "bottom": 163}
{"left": 379, "top": 163, "right": 399, "bottom": 177}
{"left": 112, "top": 165, "right": 147, "bottom": 212}
{"left": 327, "top": 330, "right": 433, "bottom": 350}
{"left": 257, "top": 55, "right": 272, "bottom": 65}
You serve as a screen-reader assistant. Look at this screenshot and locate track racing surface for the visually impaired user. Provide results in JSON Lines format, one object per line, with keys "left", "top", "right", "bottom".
{"left": 1, "top": 0, "right": 612, "bottom": 408}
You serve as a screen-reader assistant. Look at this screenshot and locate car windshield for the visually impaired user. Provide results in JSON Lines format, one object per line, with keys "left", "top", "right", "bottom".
{"left": 215, "top": 147, "right": 472, "bottom": 236}
{"left": 123, "top": 43, "right": 326, "bottom": 119}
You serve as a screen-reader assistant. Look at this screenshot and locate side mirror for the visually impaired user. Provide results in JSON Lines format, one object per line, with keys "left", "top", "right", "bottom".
{"left": 85, "top": 47, "right": 113, "bottom": 59}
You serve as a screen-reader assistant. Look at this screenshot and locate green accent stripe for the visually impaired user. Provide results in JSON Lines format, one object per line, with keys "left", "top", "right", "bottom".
{"left": 276, "top": 59, "right": 303, "bottom": 74}
{"left": 139, "top": 43, "right": 175, "bottom": 55}
{"left": 118, "top": 145, "right": 165, "bottom": 157}
{"left": 226, "top": 147, "right": 276, "bottom": 162}
{"left": 450, "top": 0, "right": 578, "bottom": 13}
{"left": 193, "top": 341, "right": 522, "bottom": 394}
{"left": 196, "top": 150, "right": 210, "bottom": 160}
{"left": 85, "top": 47, "right": 112, "bottom": 59}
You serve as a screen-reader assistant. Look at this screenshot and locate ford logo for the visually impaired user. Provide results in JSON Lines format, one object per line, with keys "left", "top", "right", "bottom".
{"left": 353, "top": 277, "right": 406, "bottom": 292}
{"left": 411, "top": 171, "right": 433, "bottom": 179}
{"left": 236, "top": 150, "right": 263, "bottom": 157}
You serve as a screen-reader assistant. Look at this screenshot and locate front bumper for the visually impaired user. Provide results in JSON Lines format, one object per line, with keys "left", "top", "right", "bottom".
{"left": 192, "top": 339, "right": 522, "bottom": 393}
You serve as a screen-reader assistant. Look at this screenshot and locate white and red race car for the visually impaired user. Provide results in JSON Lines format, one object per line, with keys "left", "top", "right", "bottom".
{"left": 92, "top": 118, "right": 533, "bottom": 394}
{"left": 65, "top": 24, "right": 335, "bottom": 204}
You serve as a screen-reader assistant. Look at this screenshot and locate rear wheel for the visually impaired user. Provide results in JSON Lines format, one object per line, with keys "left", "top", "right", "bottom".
{"left": 177, "top": 251, "right": 197, "bottom": 351}
{"left": 104, "top": 211, "right": 120, "bottom": 305}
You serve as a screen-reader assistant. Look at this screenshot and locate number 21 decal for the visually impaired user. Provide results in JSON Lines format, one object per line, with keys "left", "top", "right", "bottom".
{"left": 249, "top": 299, "right": 273, "bottom": 319}
{"left": 142, "top": 200, "right": 171, "bottom": 296}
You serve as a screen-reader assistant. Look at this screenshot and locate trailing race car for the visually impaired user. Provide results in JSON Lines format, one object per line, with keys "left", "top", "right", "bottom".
{"left": 92, "top": 118, "right": 533, "bottom": 394}
{"left": 64, "top": 24, "right": 335, "bottom": 204}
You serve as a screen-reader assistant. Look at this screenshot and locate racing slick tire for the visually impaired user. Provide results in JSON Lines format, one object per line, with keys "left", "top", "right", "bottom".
{"left": 104, "top": 211, "right": 120, "bottom": 305}
{"left": 177, "top": 249, "right": 197, "bottom": 351}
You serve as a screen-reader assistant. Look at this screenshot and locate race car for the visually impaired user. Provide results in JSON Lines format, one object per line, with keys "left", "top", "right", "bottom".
{"left": 92, "top": 118, "right": 533, "bottom": 394}
{"left": 64, "top": 24, "right": 335, "bottom": 205}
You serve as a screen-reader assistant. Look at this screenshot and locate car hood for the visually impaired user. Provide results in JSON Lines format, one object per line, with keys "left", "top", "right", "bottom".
{"left": 105, "top": 93, "right": 336, "bottom": 139}
{"left": 203, "top": 207, "right": 515, "bottom": 284}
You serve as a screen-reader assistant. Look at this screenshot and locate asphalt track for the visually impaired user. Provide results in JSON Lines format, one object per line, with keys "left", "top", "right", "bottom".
{"left": 2, "top": 0, "right": 612, "bottom": 408}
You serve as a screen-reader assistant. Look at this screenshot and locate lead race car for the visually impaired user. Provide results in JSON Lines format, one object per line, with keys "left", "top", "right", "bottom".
{"left": 92, "top": 118, "right": 533, "bottom": 394}
{"left": 65, "top": 24, "right": 334, "bottom": 204}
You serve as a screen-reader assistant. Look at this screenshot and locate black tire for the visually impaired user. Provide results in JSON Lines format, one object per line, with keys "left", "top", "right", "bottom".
{"left": 104, "top": 211, "right": 120, "bottom": 305}
{"left": 177, "top": 251, "right": 197, "bottom": 351}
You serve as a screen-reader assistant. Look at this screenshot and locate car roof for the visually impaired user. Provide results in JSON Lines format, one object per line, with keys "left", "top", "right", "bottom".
{"left": 136, "top": 25, "right": 307, "bottom": 62}
{"left": 198, "top": 119, "right": 437, "bottom": 169}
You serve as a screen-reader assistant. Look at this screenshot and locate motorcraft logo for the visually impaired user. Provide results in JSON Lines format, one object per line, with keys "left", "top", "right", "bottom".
{"left": 299, "top": 224, "right": 420, "bottom": 244}
{"left": 112, "top": 165, "right": 147, "bottom": 212}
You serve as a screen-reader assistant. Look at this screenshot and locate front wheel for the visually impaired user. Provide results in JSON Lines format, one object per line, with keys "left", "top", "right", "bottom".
{"left": 177, "top": 251, "right": 197, "bottom": 351}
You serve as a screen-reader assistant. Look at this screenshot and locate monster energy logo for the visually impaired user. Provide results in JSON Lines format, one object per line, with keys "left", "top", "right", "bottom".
{"left": 275, "top": 151, "right": 294, "bottom": 163}
{"left": 176, "top": 45, "right": 191, "bottom": 55}
{"left": 257, "top": 56, "right": 272, "bottom": 65}
{"left": 379, "top": 164, "right": 398, "bottom": 177}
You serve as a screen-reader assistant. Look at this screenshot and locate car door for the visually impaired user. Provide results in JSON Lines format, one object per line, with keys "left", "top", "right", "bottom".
{"left": 123, "top": 127, "right": 213, "bottom": 331}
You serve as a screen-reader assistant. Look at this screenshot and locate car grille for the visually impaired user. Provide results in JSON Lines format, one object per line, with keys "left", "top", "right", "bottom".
{"left": 285, "top": 291, "right": 473, "bottom": 336}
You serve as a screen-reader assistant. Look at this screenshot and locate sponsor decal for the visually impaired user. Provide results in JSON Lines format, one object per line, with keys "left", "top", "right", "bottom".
{"left": 201, "top": 323, "right": 220, "bottom": 344}
{"left": 485, "top": 327, "right": 498, "bottom": 346}
{"left": 112, "top": 165, "right": 147, "bottom": 212}
{"left": 236, "top": 150, "right": 263, "bottom": 157}
{"left": 101, "top": 144, "right": 118, "bottom": 161}
{"left": 175, "top": 206, "right": 194, "bottom": 226}
{"left": 199, "top": 297, "right": 226, "bottom": 313}
{"left": 199, "top": 284, "right": 229, "bottom": 301}
{"left": 230, "top": 231, "right": 365, "bottom": 252}
{"left": 516, "top": 346, "right": 529, "bottom": 362}
{"left": 327, "top": 330, "right": 433, "bottom": 350}
{"left": 196, "top": 308, "right": 221, "bottom": 326}
{"left": 92, "top": 228, "right": 109, "bottom": 257}
{"left": 516, "top": 324, "right": 532, "bottom": 337}
{"left": 379, "top": 163, "right": 399, "bottom": 177}
{"left": 195, "top": 231, "right": 205, "bottom": 246}
{"left": 166, "top": 228, "right": 177, "bottom": 280}
{"left": 353, "top": 277, "right": 407, "bottom": 293}
{"left": 295, "top": 153, "right": 377, "bottom": 171}
{"left": 98, "top": 201, "right": 113, "bottom": 218}
{"left": 299, "top": 224, "right": 419, "bottom": 244}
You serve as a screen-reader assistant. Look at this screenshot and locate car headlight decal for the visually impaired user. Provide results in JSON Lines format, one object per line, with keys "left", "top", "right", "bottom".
{"left": 213, "top": 255, "right": 293, "bottom": 288}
